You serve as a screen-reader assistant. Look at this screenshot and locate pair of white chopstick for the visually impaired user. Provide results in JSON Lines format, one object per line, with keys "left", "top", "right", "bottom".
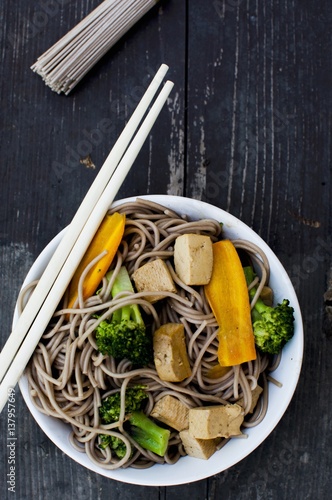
{"left": 0, "top": 64, "right": 173, "bottom": 413}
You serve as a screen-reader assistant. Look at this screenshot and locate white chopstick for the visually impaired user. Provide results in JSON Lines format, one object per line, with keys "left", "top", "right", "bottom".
{"left": 0, "top": 63, "right": 168, "bottom": 385}
{"left": 0, "top": 68, "right": 173, "bottom": 412}
{"left": 0, "top": 63, "right": 168, "bottom": 384}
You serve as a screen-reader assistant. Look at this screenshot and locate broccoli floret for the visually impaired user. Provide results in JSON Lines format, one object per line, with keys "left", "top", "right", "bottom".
{"left": 99, "top": 386, "right": 170, "bottom": 457}
{"left": 243, "top": 266, "right": 295, "bottom": 354}
{"left": 99, "top": 386, "right": 148, "bottom": 457}
{"left": 95, "top": 266, "right": 153, "bottom": 366}
{"left": 99, "top": 434, "right": 127, "bottom": 457}
{"left": 99, "top": 386, "right": 148, "bottom": 423}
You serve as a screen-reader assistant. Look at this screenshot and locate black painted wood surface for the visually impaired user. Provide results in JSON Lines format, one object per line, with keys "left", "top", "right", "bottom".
{"left": 0, "top": 1, "right": 331, "bottom": 499}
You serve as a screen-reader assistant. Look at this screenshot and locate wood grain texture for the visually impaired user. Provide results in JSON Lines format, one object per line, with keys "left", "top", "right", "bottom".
{"left": 0, "top": 0, "right": 331, "bottom": 498}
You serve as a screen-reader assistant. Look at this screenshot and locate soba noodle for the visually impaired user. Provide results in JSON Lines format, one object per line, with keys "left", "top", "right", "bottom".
{"left": 21, "top": 199, "right": 279, "bottom": 470}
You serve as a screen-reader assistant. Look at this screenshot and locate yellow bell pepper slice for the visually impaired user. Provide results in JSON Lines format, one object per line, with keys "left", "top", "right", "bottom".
{"left": 205, "top": 239, "right": 256, "bottom": 366}
{"left": 67, "top": 211, "right": 126, "bottom": 310}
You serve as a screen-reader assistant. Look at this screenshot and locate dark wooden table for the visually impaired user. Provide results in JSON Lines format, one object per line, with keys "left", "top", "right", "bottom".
{"left": 0, "top": 1, "right": 331, "bottom": 499}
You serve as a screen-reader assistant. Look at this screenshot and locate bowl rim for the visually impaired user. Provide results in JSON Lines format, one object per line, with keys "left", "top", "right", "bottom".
{"left": 16, "top": 195, "right": 304, "bottom": 486}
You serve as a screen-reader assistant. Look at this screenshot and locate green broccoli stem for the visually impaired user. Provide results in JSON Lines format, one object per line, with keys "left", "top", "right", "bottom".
{"left": 251, "top": 307, "right": 263, "bottom": 323}
{"left": 112, "top": 304, "right": 131, "bottom": 323}
{"left": 108, "top": 266, "right": 134, "bottom": 297}
{"left": 243, "top": 266, "right": 267, "bottom": 313}
{"left": 243, "top": 265, "right": 255, "bottom": 290}
{"left": 128, "top": 411, "right": 170, "bottom": 457}
{"left": 130, "top": 303, "right": 144, "bottom": 326}
{"left": 107, "top": 267, "right": 144, "bottom": 326}
{"left": 243, "top": 265, "right": 269, "bottom": 322}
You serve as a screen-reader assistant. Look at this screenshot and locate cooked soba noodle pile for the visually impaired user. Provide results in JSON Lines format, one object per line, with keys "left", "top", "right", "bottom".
{"left": 20, "top": 199, "right": 279, "bottom": 470}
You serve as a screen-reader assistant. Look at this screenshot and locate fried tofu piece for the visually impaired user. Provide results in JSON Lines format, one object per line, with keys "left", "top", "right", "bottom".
{"left": 236, "top": 385, "right": 263, "bottom": 414}
{"left": 180, "top": 429, "right": 218, "bottom": 460}
{"left": 153, "top": 323, "right": 192, "bottom": 382}
{"left": 150, "top": 395, "right": 189, "bottom": 431}
{"left": 132, "top": 258, "right": 176, "bottom": 303}
{"left": 189, "top": 404, "right": 244, "bottom": 439}
{"left": 174, "top": 234, "right": 213, "bottom": 285}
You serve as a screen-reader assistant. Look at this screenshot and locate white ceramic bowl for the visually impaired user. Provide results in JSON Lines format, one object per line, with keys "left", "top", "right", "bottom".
{"left": 16, "top": 195, "right": 303, "bottom": 486}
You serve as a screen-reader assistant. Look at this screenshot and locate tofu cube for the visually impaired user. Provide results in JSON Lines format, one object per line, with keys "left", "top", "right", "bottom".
{"left": 153, "top": 323, "right": 192, "bottom": 382}
{"left": 132, "top": 258, "right": 176, "bottom": 302}
{"left": 236, "top": 385, "right": 263, "bottom": 414}
{"left": 189, "top": 404, "right": 244, "bottom": 439}
{"left": 174, "top": 234, "right": 213, "bottom": 285}
{"left": 180, "top": 429, "right": 218, "bottom": 460}
{"left": 151, "top": 395, "right": 189, "bottom": 431}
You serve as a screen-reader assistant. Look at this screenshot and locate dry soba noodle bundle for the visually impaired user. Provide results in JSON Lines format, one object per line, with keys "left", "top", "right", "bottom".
{"left": 20, "top": 199, "right": 279, "bottom": 470}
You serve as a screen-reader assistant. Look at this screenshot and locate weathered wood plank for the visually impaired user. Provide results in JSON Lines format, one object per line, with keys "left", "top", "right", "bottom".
{"left": 0, "top": 1, "right": 186, "bottom": 498}
{"left": 186, "top": 1, "right": 332, "bottom": 499}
